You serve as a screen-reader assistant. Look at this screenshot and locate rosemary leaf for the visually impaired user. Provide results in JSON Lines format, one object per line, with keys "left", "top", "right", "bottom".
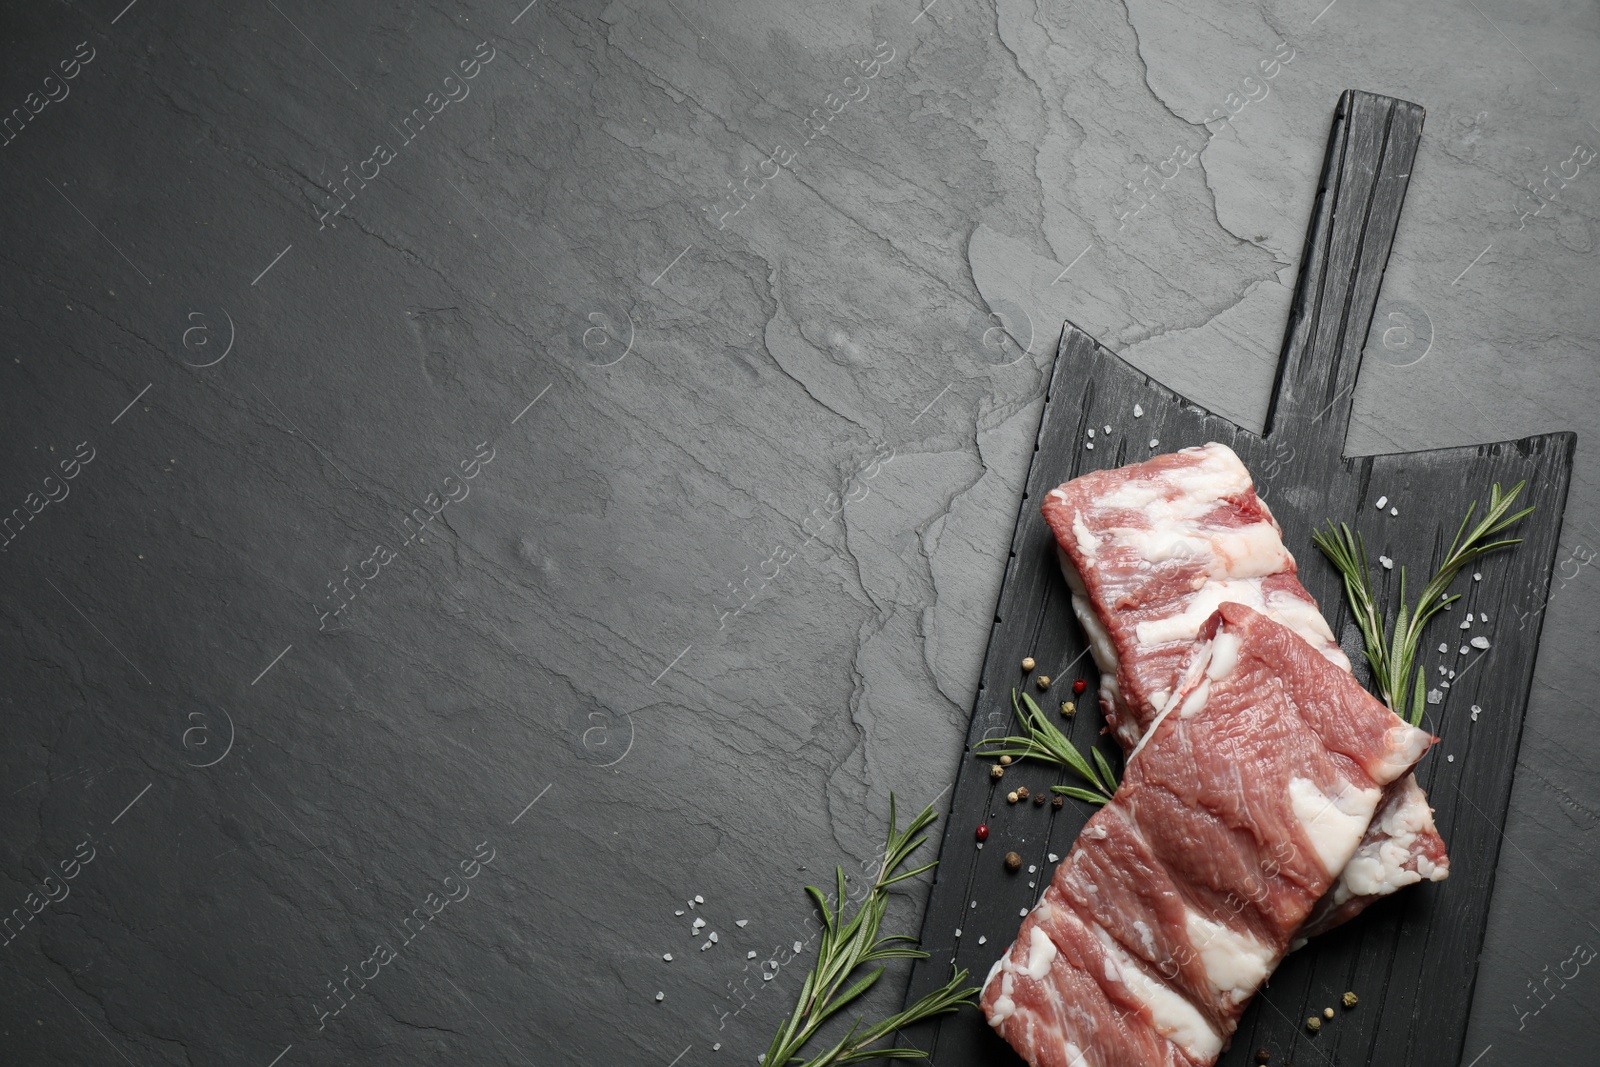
{"left": 973, "top": 691, "right": 1118, "bottom": 802}
{"left": 1314, "top": 482, "right": 1531, "bottom": 726}
{"left": 760, "top": 797, "right": 979, "bottom": 1067}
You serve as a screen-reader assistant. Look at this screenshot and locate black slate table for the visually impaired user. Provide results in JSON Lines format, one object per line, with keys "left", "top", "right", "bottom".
{"left": 1, "top": 3, "right": 1595, "bottom": 1066}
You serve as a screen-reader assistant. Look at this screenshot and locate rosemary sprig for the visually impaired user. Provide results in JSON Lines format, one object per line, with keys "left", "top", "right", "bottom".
{"left": 973, "top": 691, "right": 1118, "bottom": 803}
{"left": 760, "top": 796, "right": 979, "bottom": 1066}
{"left": 1312, "top": 481, "right": 1533, "bottom": 726}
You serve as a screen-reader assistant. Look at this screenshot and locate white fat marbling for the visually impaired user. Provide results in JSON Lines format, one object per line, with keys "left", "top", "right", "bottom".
{"left": 1183, "top": 909, "right": 1276, "bottom": 1003}
{"left": 1025, "top": 925, "right": 1058, "bottom": 980}
{"left": 1206, "top": 631, "right": 1242, "bottom": 681}
{"left": 1094, "top": 925, "right": 1223, "bottom": 1060}
{"left": 1288, "top": 777, "right": 1382, "bottom": 876}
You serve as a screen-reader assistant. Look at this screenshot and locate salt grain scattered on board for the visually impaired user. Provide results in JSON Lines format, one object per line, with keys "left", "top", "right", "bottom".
{"left": 978, "top": 935, "right": 987, "bottom": 945}
{"left": 701, "top": 940, "right": 712, "bottom": 951}
{"left": 1134, "top": 403, "right": 1144, "bottom": 417}
{"left": 1471, "top": 636, "right": 1491, "bottom": 649}
{"left": 1086, "top": 442, "right": 1094, "bottom": 450}
{"left": 1087, "top": 428, "right": 1095, "bottom": 438}
{"left": 656, "top": 992, "right": 665, "bottom": 1002}
{"left": 1149, "top": 438, "right": 1159, "bottom": 448}
{"left": 1427, "top": 689, "right": 1443, "bottom": 705}
{"left": 1447, "top": 755, "right": 1455, "bottom": 763}
{"left": 1438, "top": 643, "right": 1448, "bottom": 653}
{"left": 793, "top": 941, "right": 802, "bottom": 953}
{"left": 1103, "top": 424, "right": 1111, "bottom": 433}
{"left": 1460, "top": 646, "right": 1469, "bottom": 655}
{"left": 1471, "top": 705, "right": 1482, "bottom": 721}
{"left": 1019, "top": 908, "right": 1029, "bottom": 917}
{"left": 955, "top": 928, "right": 962, "bottom": 937}
{"left": 1048, "top": 853, "right": 1059, "bottom": 863}
{"left": 1474, "top": 572, "right": 1482, "bottom": 581}
{"left": 1380, "top": 555, "right": 1393, "bottom": 569}
{"left": 709, "top": 931, "right": 718, "bottom": 943}
{"left": 1376, "top": 496, "right": 1388, "bottom": 509}
{"left": 695, "top": 895, "right": 705, "bottom": 904}
{"left": 747, "top": 950, "right": 757, "bottom": 959}
{"left": 663, "top": 953, "right": 673, "bottom": 961}
{"left": 1390, "top": 506, "right": 1399, "bottom": 516}
{"left": 736, "top": 919, "right": 749, "bottom": 927}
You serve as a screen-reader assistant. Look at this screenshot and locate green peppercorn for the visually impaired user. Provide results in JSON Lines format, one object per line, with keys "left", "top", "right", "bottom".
{"left": 1305, "top": 1016, "right": 1321, "bottom": 1033}
{"left": 1342, "top": 991, "right": 1358, "bottom": 1009}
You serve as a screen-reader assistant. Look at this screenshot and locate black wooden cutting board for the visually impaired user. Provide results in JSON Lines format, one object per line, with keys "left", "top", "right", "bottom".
{"left": 903, "top": 91, "right": 1577, "bottom": 1066}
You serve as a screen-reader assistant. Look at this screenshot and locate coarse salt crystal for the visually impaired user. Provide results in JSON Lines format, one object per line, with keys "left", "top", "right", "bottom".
{"left": 1103, "top": 424, "right": 1111, "bottom": 433}
{"left": 1448, "top": 670, "right": 1456, "bottom": 678}
{"left": 954, "top": 928, "right": 962, "bottom": 937}
{"left": 1086, "top": 442, "right": 1094, "bottom": 450}
{"left": 1087, "top": 428, "right": 1095, "bottom": 438}
{"left": 675, "top": 910, "right": 684, "bottom": 916}
{"left": 1471, "top": 705, "right": 1482, "bottom": 721}
{"left": 1427, "top": 689, "right": 1443, "bottom": 705}
{"left": 793, "top": 941, "right": 802, "bottom": 953}
{"left": 1465, "top": 612, "right": 1474, "bottom": 622}
{"left": 1379, "top": 556, "right": 1394, "bottom": 569}
{"left": 1480, "top": 612, "right": 1489, "bottom": 622}
{"left": 692, "top": 917, "right": 706, "bottom": 931}
{"left": 736, "top": 919, "right": 749, "bottom": 927}
{"left": 1019, "top": 908, "right": 1029, "bottom": 917}
{"left": 971, "top": 901, "right": 978, "bottom": 909}
{"left": 1376, "top": 496, "right": 1388, "bottom": 509}
{"left": 663, "top": 953, "right": 673, "bottom": 961}
{"left": 1028, "top": 865, "right": 1037, "bottom": 874}
{"left": 1134, "top": 404, "right": 1144, "bottom": 417}
{"left": 1447, "top": 754, "right": 1455, "bottom": 762}
{"left": 1029, "top": 881, "right": 1036, "bottom": 888}
{"left": 1474, "top": 572, "right": 1482, "bottom": 581}
{"left": 1441, "top": 681, "right": 1451, "bottom": 689}
{"left": 1460, "top": 620, "right": 1471, "bottom": 629}
{"left": 709, "top": 932, "right": 719, "bottom": 943}
{"left": 1460, "top": 646, "right": 1469, "bottom": 655}
{"left": 1048, "top": 853, "right": 1059, "bottom": 863}
{"left": 1149, "top": 438, "right": 1159, "bottom": 448}
{"left": 656, "top": 992, "right": 665, "bottom": 1002}
{"left": 695, "top": 895, "right": 705, "bottom": 904}
{"left": 701, "top": 940, "right": 712, "bottom": 951}
{"left": 1471, "top": 636, "right": 1490, "bottom": 649}
{"left": 1438, "top": 643, "right": 1448, "bottom": 654}
{"left": 1390, "top": 506, "right": 1399, "bottom": 516}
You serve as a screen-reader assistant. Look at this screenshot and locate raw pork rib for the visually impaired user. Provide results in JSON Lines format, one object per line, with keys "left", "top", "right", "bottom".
{"left": 1040, "top": 443, "right": 1448, "bottom": 934}
{"left": 982, "top": 604, "right": 1437, "bottom": 1066}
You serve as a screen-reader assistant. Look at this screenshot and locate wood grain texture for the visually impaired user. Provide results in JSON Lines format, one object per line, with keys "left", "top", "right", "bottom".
{"left": 903, "top": 91, "right": 1577, "bottom": 1066}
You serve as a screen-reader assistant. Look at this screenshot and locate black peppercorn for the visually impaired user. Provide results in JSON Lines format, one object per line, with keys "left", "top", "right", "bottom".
{"left": 1051, "top": 795, "right": 1064, "bottom": 810}
{"left": 1254, "top": 1050, "right": 1270, "bottom": 1065}
{"left": 1032, "top": 791, "right": 1047, "bottom": 806}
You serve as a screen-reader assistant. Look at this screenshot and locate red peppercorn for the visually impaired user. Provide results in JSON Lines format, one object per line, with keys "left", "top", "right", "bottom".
{"left": 975, "top": 824, "right": 990, "bottom": 842}
{"left": 1072, "top": 678, "right": 1087, "bottom": 695}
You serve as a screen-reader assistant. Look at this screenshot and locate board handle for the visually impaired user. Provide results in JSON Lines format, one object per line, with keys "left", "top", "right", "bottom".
{"left": 1265, "top": 90, "right": 1425, "bottom": 451}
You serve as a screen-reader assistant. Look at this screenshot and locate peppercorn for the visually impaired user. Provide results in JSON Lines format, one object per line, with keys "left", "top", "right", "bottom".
{"left": 1007, "top": 791, "right": 1019, "bottom": 804}
{"left": 1036, "top": 675, "right": 1051, "bottom": 690}
{"left": 975, "top": 824, "right": 990, "bottom": 842}
{"left": 1051, "top": 795, "right": 1064, "bottom": 810}
{"left": 1032, "top": 791, "right": 1047, "bottom": 806}
{"left": 1342, "top": 991, "right": 1358, "bottom": 1009}
{"left": 1305, "top": 1016, "right": 1321, "bottom": 1033}
{"left": 1004, "top": 851, "right": 1022, "bottom": 872}
{"left": 1021, "top": 656, "right": 1036, "bottom": 671}
{"left": 1254, "top": 1050, "right": 1271, "bottom": 1065}
{"left": 1323, "top": 1007, "right": 1334, "bottom": 1019}
{"left": 1015, "top": 786, "right": 1030, "bottom": 800}
{"left": 1061, "top": 701, "right": 1076, "bottom": 716}
{"left": 990, "top": 764, "right": 1005, "bottom": 780}
{"left": 1072, "top": 678, "right": 1087, "bottom": 695}
{"left": 1000, "top": 755, "right": 1013, "bottom": 766}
